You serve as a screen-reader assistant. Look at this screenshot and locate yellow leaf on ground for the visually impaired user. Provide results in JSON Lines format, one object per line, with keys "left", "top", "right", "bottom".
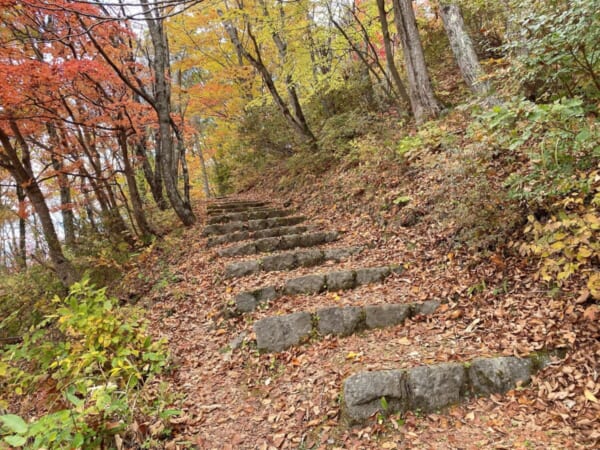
{"left": 398, "top": 337, "right": 411, "bottom": 346}
{"left": 584, "top": 390, "right": 598, "bottom": 403}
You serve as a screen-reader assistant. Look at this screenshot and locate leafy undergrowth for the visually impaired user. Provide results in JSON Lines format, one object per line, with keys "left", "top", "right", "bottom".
{"left": 119, "top": 139, "right": 599, "bottom": 448}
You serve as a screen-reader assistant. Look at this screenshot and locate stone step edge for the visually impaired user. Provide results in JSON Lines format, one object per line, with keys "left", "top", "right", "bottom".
{"left": 217, "top": 231, "right": 340, "bottom": 258}
{"left": 342, "top": 350, "right": 566, "bottom": 423}
{"left": 254, "top": 300, "right": 440, "bottom": 353}
{"left": 207, "top": 206, "right": 275, "bottom": 217}
{"left": 224, "top": 246, "right": 364, "bottom": 279}
{"left": 202, "top": 215, "right": 307, "bottom": 237}
{"left": 207, "top": 208, "right": 293, "bottom": 225}
{"left": 234, "top": 265, "right": 401, "bottom": 312}
{"left": 207, "top": 225, "right": 313, "bottom": 249}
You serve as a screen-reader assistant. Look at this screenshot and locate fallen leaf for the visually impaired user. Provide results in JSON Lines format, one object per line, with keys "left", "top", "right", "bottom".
{"left": 584, "top": 390, "right": 598, "bottom": 403}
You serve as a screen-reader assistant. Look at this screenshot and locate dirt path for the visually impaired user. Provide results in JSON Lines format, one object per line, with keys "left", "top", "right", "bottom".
{"left": 137, "top": 192, "right": 598, "bottom": 449}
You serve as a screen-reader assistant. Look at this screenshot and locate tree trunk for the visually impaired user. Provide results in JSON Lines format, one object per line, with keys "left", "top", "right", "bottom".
{"left": 376, "top": 0, "right": 411, "bottom": 107}
{"left": 194, "top": 135, "right": 212, "bottom": 198}
{"left": 142, "top": 0, "right": 196, "bottom": 226}
{"left": 118, "top": 131, "right": 155, "bottom": 240}
{"left": 440, "top": 3, "right": 491, "bottom": 95}
{"left": 0, "top": 127, "right": 76, "bottom": 287}
{"left": 15, "top": 183, "right": 27, "bottom": 269}
{"left": 135, "top": 138, "right": 168, "bottom": 210}
{"left": 392, "top": 0, "right": 441, "bottom": 123}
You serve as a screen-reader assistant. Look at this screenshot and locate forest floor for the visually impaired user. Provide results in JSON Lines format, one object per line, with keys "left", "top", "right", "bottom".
{"left": 127, "top": 159, "right": 599, "bottom": 449}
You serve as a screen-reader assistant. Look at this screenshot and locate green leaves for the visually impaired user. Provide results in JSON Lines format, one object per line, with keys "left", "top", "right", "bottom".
{"left": 0, "top": 414, "right": 28, "bottom": 434}
{"left": 0, "top": 277, "right": 169, "bottom": 448}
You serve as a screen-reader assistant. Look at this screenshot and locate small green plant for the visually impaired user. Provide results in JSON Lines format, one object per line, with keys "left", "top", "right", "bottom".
{"left": 0, "top": 277, "right": 169, "bottom": 448}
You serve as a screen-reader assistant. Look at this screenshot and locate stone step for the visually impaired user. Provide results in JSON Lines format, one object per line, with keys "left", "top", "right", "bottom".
{"left": 207, "top": 205, "right": 271, "bottom": 216}
{"left": 224, "top": 246, "right": 363, "bottom": 278}
{"left": 207, "top": 200, "right": 267, "bottom": 211}
{"left": 217, "top": 231, "right": 340, "bottom": 258}
{"left": 255, "top": 300, "right": 440, "bottom": 353}
{"left": 207, "top": 225, "right": 312, "bottom": 248}
{"left": 234, "top": 265, "right": 401, "bottom": 312}
{"left": 202, "top": 215, "right": 307, "bottom": 237}
{"left": 342, "top": 352, "right": 561, "bottom": 422}
{"left": 207, "top": 208, "right": 293, "bottom": 225}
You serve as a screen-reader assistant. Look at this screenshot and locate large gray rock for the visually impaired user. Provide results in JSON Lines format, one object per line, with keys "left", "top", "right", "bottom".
{"left": 284, "top": 274, "right": 326, "bottom": 295}
{"left": 469, "top": 357, "right": 533, "bottom": 396}
{"left": 254, "top": 312, "right": 312, "bottom": 352}
{"left": 295, "top": 249, "right": 324, "bottom": 267}
{"left": 344, "top": 370, "right": 407, "bottom": 421}
{"left": 406, "top": 363, "right": 466, "bottom": 412}
{"left": 326, "top": 270, "right": 356, "bottom": 291}
{"left": 225, "top": 260, "right": 260, "bottom": 278}
{"left": 304, "top": 231, "right": 339, "bottom": 246}
{"left": 261, "top": 253, "right": 296, "bottom": 271}
{"left": 411, "top": 299, "right": 441, "bottom": 316}
{"left": 317, "top": 306, "right": 363, "bottom": 336}
{"left": 365, "top": 304, "right": 411, "bottom": 329}
{"left": 355, "top": 267, "right": 392, "bottom": 285}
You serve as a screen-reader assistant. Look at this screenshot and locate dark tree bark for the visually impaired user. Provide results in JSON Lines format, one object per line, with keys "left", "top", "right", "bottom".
{"left": 118, "top": 130, "right": 155, "bottom": 240}
{"left": 141, "top": 0, "right": 196, "bottom": 225}
{"left": 15, "top": 182, "right": 27, "bottom": 269}
{"left": 440, "top": 3, "right": 491, "bottom": 95}
{"left": 0, "top": 126, "right": 77, "bottom": 287}
{"left": 392, "top": 0, "right": 441, "bottom": 123}
{"left": 135, "top": 137, "right": 168, "bottom": 210}
{"left": 376, "top": 0, "right": 411, "bottom": 107}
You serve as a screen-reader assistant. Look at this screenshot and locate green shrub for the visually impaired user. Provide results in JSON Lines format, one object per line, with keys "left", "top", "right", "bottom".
{"left": 0, "top": 278, "right": 169, "bottom": 448}
{"left": 473, "top": 97, "right": 599, "bottom": 206}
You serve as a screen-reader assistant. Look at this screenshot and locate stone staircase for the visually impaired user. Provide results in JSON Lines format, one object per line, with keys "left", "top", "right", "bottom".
{"left": 202, "top": 198, "right": 562, "bottom": 426}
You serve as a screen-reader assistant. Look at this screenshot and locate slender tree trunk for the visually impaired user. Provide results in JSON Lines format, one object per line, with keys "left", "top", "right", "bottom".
{"left": 0, "top": 127, "right": 76, "bottom": 287}
{"left": 118, "top": 131, "right": 155, "bottom": 239}
{"left": 440, "top": 3, "right": 491, "bottom": 95}
{"left": 376, "top": 0, "right": 411, "bottom": 107}
{"left": 15, "top": 183, "right": 27, "bottom": 269}
{"left": 194, "top": 134, "right": 211, "bottom": 198}
{"left": 392, "top": 0, "right": 441, "bottom": 123}
{"left": 135, "top": 138, "right": 168, "bottom": 210}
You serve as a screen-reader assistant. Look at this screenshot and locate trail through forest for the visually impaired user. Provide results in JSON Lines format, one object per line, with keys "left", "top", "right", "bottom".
{"left": 132, "top": 170, "right": 599, "bottom": 449}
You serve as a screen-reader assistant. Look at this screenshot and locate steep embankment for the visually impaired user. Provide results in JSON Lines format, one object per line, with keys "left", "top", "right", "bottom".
{"left": 131, "top": 160, "right": 598, "bottom": 448}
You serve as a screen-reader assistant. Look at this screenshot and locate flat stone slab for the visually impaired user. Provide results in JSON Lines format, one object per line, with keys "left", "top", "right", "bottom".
{"left": 317, "top": 306, "right": 363, "bottom": 336}
{"left": 254, "top": 312, "right": 312, "bottom": 352}
{"left": 407, "top": 363, "right": 466, "bottom": 412}
{"left": 284, "top": 274, "right": 326, "bottom": 295}
{"left": 202, "top": 216, "right": 306, "bottom": 236}
{"left": 223, "top": 246, "right": 364, "bottom": 279}
{"left": 326, "top": 270, "right": 356, "bottom": 291}
{"left": 344, "top": 370, "right": 406, "bottom": 421}
{"left": 365, "top": 304, "right": 411, "bottom": 329}
{"left": 343, "top": 353, "right": 554, "bottom": 422}
{"left": 217, "top": 231, "right": 339, "bottom": 257}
